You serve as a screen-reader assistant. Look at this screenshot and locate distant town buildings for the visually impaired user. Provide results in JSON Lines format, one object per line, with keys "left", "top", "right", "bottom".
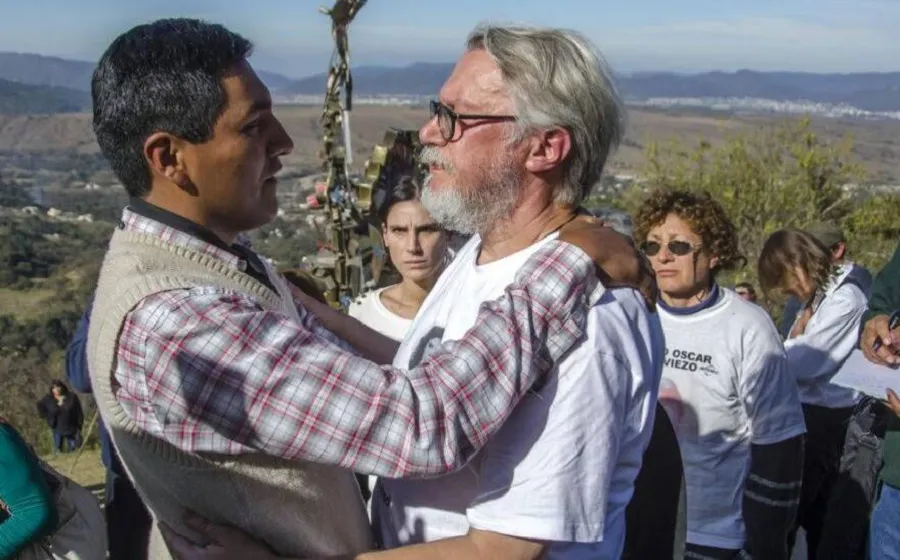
{"left": 628, "top": 97, "right": 900, "bottom": 121}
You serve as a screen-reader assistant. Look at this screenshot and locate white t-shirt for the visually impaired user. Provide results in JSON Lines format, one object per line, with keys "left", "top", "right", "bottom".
{"left": 657, "top": 287, "right": 807, "bottom": 549}
{"left": 784, "top": 263, "right": 868, "bottom": 409}
{"left": 348, "top": 287, "right": 412, "bottom": 342}
{"left": 373, "top": 234, "right": 665, "bottom": 559}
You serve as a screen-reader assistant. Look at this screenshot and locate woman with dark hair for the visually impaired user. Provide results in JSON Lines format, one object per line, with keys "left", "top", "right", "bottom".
{"left": 635, "top": 189, "right": 806, "bottom": 559}
{"left": 758, "top": 228, "right": 870, "bottom": 559}
{"left": 348, "top": 176, "right": 449, "bottom": 341}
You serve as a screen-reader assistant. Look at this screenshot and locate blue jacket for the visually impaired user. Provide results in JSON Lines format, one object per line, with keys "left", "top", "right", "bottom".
{"left": 65, "top": 294, "right": 117, "bottom": 473}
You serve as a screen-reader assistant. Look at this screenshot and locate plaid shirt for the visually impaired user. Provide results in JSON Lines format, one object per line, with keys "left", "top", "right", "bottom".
{"left": 113, "top": 207, "right": 603, "bottom": 478}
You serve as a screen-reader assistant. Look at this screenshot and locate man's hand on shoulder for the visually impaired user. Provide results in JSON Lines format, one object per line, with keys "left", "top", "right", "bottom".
{"left": 558, "top": 215, "right": 658, "bottom": 311}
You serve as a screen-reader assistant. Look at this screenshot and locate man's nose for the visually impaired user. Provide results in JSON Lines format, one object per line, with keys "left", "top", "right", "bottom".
{"left": 271, "top": 118, "right": 294, "bottom": 156}
{"left": 419, "top": 114, "right": 445, "bottom": 146}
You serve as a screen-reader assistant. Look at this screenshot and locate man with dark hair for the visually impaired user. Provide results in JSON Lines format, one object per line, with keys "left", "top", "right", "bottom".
{"left": 87, "top": 18, "right": 653, "bottom": 560}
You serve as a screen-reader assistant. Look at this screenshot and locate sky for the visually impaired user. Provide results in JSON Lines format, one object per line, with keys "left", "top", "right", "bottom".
{"left": 0, "top": 0, "right": 896, "bottom": 78}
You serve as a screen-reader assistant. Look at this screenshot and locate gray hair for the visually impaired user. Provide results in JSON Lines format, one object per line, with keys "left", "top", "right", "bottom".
{"left": 466, "top": 24, "right": 625, "bottom": 206}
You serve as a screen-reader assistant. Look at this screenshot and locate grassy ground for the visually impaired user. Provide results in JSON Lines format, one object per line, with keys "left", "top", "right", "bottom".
{"left": 42, "top": 447, "right": 106, "bottom": 498}
{"left": 0, "top": 286, "right": 57, "bottom": 319}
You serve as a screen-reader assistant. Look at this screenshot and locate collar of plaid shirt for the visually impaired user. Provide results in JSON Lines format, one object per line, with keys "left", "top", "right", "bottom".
{"left": 124, "top": 197, "right": 275, "bottom": 291}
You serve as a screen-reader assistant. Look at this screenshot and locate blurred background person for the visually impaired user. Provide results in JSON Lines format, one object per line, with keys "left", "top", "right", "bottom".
{"left": 759, "top": 228, "right": 870, "bottom": 559}
{"left": 636, "top": 189, "right": 806, "bottom": 559}
{"left": 734, "top": 282, "right": 758, "bottom": 303}
{"left": 779, "top": 221, "right": 871, "bottom": 337}
{"left": 35, "top": 381, "right": 83, "bottom": 455}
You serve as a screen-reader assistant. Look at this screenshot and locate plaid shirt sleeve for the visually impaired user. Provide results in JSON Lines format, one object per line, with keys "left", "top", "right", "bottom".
{"left": 115, "top": 240, "right": 604, "bottom": 477}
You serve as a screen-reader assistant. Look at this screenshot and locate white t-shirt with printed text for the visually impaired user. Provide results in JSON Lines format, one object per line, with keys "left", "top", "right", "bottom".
{"left": 372, "top": 234, "right": 665, "bottom": 559}
{"left": 657, "top": 288, "right": 807, "bottom": 549}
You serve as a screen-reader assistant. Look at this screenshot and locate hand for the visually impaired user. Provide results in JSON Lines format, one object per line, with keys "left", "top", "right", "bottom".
{"left": 862, "top": 314, "right": 900, "bottom": 367}
{"left": 789, "top": 307, "right": 813, "bottom": 339}
{"left": 160, "top": 512, "right": 281, "bottom": 560}
{"left": 558, "top": 215, "right": 659, "bottom": 311}
{"left": 886, "top": 390, "right": 900, "bottom": 417}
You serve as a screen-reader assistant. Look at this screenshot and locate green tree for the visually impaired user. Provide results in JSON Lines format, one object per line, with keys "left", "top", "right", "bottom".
{"left": 625, "top": 117, "right": 896, "bottom": 297}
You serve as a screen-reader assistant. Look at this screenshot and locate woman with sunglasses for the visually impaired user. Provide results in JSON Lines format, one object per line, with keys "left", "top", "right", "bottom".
{"left": 758, "top": 228, "right": 870, "bottom": 559}
{"left": 635, "top": 189, "right": 806, "bottom": 559}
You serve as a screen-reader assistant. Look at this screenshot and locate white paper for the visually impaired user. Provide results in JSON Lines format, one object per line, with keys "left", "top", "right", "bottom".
{"left": 831, "top": 349, "right": 900, "bottom": 398}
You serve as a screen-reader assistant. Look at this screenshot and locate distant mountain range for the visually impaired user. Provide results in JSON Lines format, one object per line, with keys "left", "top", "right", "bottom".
{"left": 1, "top": 52, "right": 899, "bottom": 115}
{"left": 0, "top": 77, "right": 89, "bottom": 114}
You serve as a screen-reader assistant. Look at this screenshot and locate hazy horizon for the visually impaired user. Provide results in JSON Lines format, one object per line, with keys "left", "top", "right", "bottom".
{"left": 0, "top": 0, "right": 896, "bottom": 79}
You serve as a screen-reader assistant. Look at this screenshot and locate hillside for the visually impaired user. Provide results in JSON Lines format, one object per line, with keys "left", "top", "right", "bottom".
{"left": 2, "top": 106, "right": 899, "bottom": 182}
{"left": 2, "top": 52, "right": 899, "bottom": 114}
{"left": 0, "top": 52, "right": 296, "bottom": 93}
{"left": 0, "top": 52, "right": 95, "bottom": 90}
{"left": 0, "top": 78, "right": 90, "bottom": 115}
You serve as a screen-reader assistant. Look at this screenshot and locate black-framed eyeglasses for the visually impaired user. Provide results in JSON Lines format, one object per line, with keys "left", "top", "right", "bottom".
{"left": 640, "top": 240, "right": 702, "bottom": 257}
{"left": 429, "top": 100, "right": 516, "bottom": 141}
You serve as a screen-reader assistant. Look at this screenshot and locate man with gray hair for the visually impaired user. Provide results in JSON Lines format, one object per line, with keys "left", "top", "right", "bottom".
{"left": 369, "top": 25, "right": 663, "bottom": 558}
{"left": 166, "top": 23, "right": 666, "bottom": 560}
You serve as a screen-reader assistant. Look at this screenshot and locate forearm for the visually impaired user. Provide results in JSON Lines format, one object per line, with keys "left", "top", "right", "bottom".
{"left": 149, "top": 242, "right": 600, "bottom": 477}
{"left": 742, "top": 435, "right": 804, "bottom": 559}
{"left": 327, "top": 529, "right": 543, "bottom": 560}
{"left": 302, "top": 295, "right": 399, "bottom": 365}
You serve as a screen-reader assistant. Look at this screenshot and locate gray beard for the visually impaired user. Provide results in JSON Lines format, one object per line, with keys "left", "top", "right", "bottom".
{"left": 420, "top": 170, "right": 521, "bottom": 236}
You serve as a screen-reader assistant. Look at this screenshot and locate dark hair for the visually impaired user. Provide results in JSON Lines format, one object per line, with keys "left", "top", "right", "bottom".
{"left": 377, "top": 176, "right": 424, "bottom": 226}
{"left": 51, "top": 380, "right": 70, "bottom": 396}
{"left": 91, "top": 18, "right": 253, "bottom": 197}
{"left": 634, "top": 188, "right": 746, "bottom": 276}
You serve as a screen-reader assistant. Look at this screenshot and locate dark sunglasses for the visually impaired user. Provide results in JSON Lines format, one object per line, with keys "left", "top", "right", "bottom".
{"left": 640, "top": 240, "right": 702, "bottom": 257}
{"left": 429, "top": 100, "right": 516, "bottom": 141}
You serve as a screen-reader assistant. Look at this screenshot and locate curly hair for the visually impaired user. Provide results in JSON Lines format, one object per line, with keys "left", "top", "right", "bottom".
{"left": 757, "top": 228, "right": 833, "bottom": 298}
{"left": 633, "top": 188, "right": 746, "bottom": 275}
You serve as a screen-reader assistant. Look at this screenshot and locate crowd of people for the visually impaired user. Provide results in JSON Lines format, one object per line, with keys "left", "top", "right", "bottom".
{"left": 1, "top": 16, "right": 899, "bottom": 560}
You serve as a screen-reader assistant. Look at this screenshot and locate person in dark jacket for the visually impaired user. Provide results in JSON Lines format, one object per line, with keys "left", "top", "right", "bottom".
{"left": 37, "top": 381, "right": 84, "bottom": 454}
{"left": 66, "top": 295, "right": 152, "bottom": 560}
{"left": 0, "top": 418, "right": 59, "bottom": 558}
{"left": 861, "top": 242, "right": 900, "bottom": 560}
